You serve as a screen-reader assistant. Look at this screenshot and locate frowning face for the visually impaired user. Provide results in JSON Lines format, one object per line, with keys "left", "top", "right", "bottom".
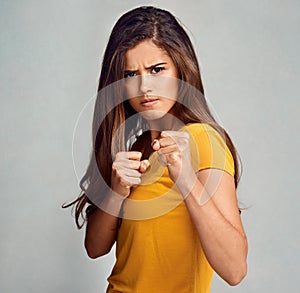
{"left": 124, "top": 40, "right": 178, "bottom": 121}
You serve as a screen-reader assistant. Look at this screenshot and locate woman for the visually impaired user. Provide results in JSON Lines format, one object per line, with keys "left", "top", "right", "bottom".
{"left": 65, "top": 6, "right": 248, "bottom": 292}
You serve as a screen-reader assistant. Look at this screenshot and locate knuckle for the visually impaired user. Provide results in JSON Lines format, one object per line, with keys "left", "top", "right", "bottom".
{"left": 170, "top": 152, "right": 181, "bottom": 161}
{"left": 178, "top": 138, "right": 189, "bottom": 150}
{"left": 116, "top": 151, "right": 128, "bottom": 160}
{"left": 115, "top": 152, "right": 122, "bottom": 160}
{"left": 112, "top": 161, "right": 118, "bottom": 170}
{"left": 133, "top": 160, "right": 141, "bottom": 169}
{"left": 181, "top": 131, "right": 189, "bottom": 138}
{"left": 115, "top": 169, "right": 123, "bottom": 178}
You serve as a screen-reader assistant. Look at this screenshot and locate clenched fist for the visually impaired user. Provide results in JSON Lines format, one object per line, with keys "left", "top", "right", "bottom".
{"left": 111, "top": 151, "right": 150, "bottom": 197}
{"left": 152, "top": 131, "right": 197, "bottom": 198}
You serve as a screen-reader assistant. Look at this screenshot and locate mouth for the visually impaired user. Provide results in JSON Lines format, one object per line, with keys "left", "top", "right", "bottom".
{"left": 140, "top": 98, "right": 159, "bottom": 107}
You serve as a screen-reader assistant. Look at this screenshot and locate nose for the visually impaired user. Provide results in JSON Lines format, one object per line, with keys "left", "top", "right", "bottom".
{"left": 139, "top": 74, "right": 152, "bottom": 94}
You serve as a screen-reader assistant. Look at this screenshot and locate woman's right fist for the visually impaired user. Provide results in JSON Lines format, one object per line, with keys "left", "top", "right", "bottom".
{"left": 111, "top": 151, "right": 150, "bottom": 197}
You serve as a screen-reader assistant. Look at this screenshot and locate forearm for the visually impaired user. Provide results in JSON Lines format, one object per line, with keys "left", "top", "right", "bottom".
{"left": 84, "top": 193, "right": 124, "bottom": 258}
{"left": 84, "top": 151, "right": 147, "bottom": 258}
{"left": 184, "top": 179, "right": 248, "bottom": 285}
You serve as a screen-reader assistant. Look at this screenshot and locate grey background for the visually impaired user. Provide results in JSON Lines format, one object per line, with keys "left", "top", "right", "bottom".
{"left": 1, "top": 0, "right": 299, "bottom": 292}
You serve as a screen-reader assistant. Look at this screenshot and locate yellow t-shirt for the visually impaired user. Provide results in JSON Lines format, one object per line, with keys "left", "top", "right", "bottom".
{"left": 107, "top": 123, "right": 235, "bottom": 293}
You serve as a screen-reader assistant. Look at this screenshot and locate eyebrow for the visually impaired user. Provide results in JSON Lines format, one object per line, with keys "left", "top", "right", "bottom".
{"left": 124, "top": 62, "right": 167, "bottom": 73}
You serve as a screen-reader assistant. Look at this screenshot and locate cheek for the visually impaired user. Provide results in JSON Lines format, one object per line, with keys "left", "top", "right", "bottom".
{"left": 165, "top": 98, "right": 177, "bottom": 112}
{"left": 127, "top": 97, "right": 139, "bottom": 111}
{"left": 154, "top": 77, "right": 178, "bottom": 101}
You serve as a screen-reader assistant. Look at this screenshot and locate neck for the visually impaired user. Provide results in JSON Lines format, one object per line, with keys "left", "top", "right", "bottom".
{"left": 148, "top": 115, "right": 183, "bottom": 141}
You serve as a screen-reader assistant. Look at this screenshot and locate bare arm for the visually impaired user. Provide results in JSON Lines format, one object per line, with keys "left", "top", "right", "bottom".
{"left": 184, "top": 169, "right": 248, "bottom": 285}
{"left": 84, "top": 194, "right": 124, "bottom": 258}
{"left": 84, "top": 151, "right": 149, "bottom": 259}
{"left": 153, "top": 131, "right": 248, "bottom": 285}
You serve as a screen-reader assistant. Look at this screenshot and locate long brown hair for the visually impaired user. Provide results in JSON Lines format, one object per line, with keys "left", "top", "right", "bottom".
{"left": 63, "top": 6, "right": 242, "bottom": 228}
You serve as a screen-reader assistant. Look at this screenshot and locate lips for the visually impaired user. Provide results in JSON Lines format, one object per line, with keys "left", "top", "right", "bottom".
{"left": 140, "top": 98, "right": 159, "bottom": 107}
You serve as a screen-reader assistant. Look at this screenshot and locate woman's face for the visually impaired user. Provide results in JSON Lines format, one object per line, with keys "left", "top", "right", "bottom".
{"left": 124, "top": 40, "right": 178, "bottom": 121}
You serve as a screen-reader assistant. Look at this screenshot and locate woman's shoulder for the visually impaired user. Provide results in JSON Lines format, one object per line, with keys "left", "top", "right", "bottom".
{"left": 184, "top": 122, "right": 235, "bottom": 176}
{"left": 183, "top": 122, "right": 228, "bottom": 149}
{"left": 183, "top": 122, "right": 216, "bottom": 135}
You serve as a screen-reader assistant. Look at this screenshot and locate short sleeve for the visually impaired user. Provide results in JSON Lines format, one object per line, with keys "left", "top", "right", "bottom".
{"left": 185, "top": 123, "right": 235, "bottom": 177}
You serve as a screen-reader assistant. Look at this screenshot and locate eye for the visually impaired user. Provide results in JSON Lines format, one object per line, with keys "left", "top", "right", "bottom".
{"left": 124, "top": 71, "right": 136, "bottom": 78}
{"left": 151, "top": 67, "right": 165, "bottom": 74}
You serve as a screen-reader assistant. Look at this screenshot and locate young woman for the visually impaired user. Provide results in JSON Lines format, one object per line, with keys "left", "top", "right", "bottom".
{"left": 65, "top": 6, "right": 248, "bottom": 292}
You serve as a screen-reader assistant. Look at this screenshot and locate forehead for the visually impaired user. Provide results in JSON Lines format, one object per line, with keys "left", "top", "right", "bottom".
{"left": 125, "top": 40, "right": 170, "bottom": 67}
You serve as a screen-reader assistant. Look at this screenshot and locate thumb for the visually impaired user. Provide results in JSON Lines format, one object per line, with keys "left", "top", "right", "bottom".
{"left": 151, "top": 139, "right": 160, "bottom": 151}
{"left": 139, "top": 159, "right": 150, "bottom": 173}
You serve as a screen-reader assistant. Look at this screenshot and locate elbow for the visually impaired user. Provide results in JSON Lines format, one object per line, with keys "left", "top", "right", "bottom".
{"left": 226, "top": 260, "right": 247, "bottom": 286}
{"left": 226, "top": 236, "right": 248, "bottom": 286}
{"left": 86, "top": 249, "right": 102, "bottom": 259}
{"left": 85, "top": 246, "right": 110, "bottom": 259}
{"left": 85, "top": 240, "right": 111, "bottom": 259}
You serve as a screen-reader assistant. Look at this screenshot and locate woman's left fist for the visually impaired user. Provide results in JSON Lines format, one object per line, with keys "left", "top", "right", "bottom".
{"left": 152, "top": 131, "right": 197, "bottom": 196}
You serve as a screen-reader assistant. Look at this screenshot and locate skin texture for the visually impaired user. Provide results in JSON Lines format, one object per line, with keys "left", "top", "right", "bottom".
{"left": 84, "top": 40, "right": 248, "bottom": 286}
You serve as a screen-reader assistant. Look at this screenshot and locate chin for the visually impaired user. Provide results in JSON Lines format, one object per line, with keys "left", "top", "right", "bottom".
{"left": 140, "top": 110, "right": 168, "bottom": 121}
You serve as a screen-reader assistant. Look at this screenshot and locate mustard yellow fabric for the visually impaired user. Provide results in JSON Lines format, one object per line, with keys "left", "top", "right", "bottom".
{"left": 107, "top": 123, "right": 235, "bottom": 293}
